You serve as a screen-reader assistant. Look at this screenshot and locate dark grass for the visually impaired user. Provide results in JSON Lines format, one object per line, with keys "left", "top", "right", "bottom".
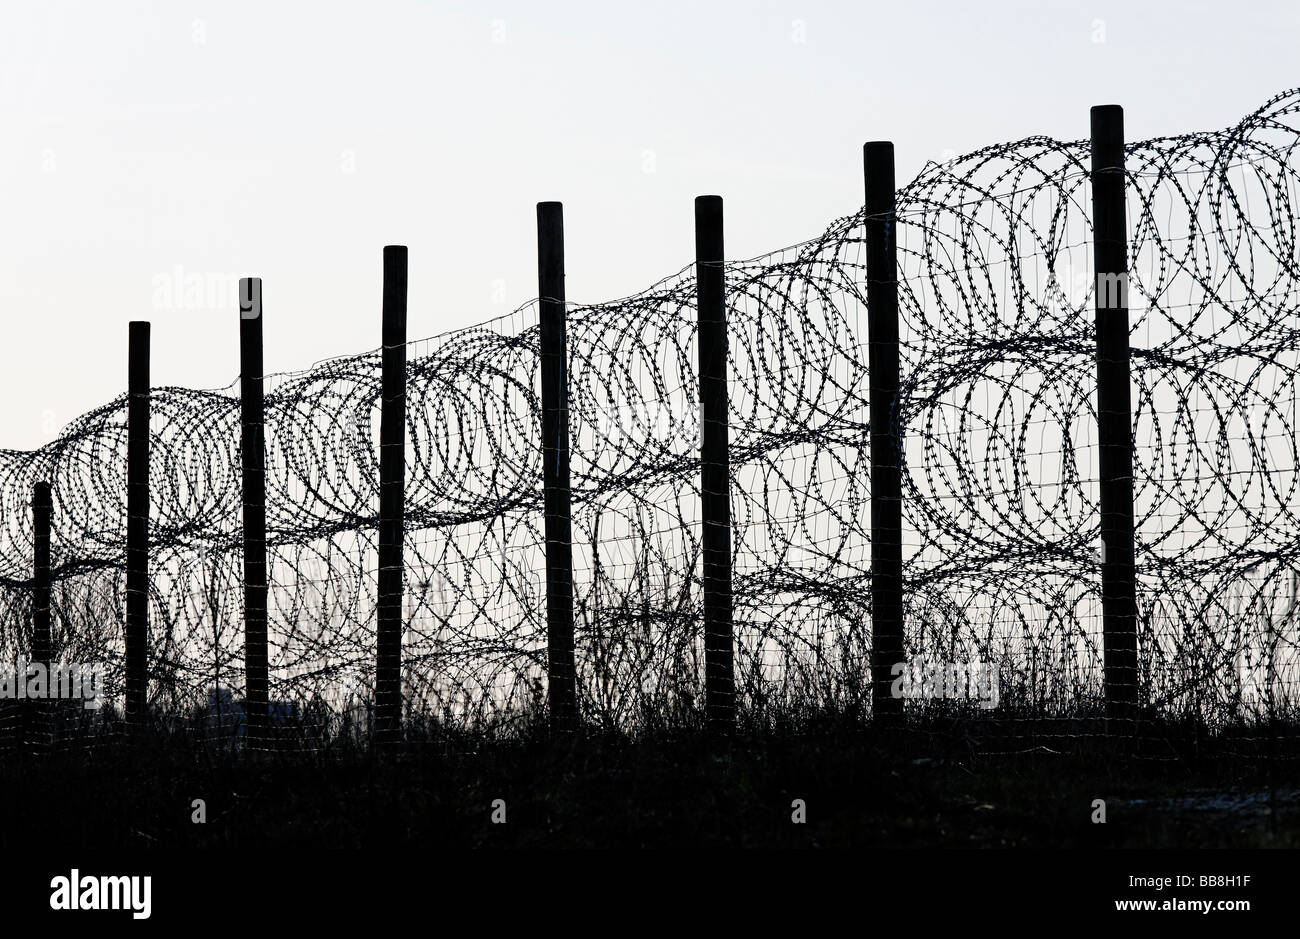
{"left": 3, "top": 703, "right": 1299, "bottom": 849}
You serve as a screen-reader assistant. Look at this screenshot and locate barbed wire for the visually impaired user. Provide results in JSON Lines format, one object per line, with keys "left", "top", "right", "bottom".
{"left": 2, "top": 89, "right": 1299, "bottom": 739}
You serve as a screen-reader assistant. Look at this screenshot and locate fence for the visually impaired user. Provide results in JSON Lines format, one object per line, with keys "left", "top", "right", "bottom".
{"left": 2, "top": 90, "right": 1300, "bottom": 749}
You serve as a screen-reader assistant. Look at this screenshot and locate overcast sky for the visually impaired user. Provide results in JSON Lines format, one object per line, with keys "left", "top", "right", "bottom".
{"left": 0, "top": 0, "right": 1294, "bottom": 450}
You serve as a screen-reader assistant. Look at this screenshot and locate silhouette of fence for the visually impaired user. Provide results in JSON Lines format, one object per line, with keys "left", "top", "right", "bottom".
{"left": 2, "top": 90, "right": 1300, "bottom": 749}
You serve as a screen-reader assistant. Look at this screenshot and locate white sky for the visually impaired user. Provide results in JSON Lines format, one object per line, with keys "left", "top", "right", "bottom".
{"left": 0, "top": 0, "right": 1295, "bottom": 451}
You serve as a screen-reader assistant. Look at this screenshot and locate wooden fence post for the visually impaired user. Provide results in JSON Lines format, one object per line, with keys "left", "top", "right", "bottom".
{"left": 30, "top": 481, "right": 52, "bottom": 750}
{"left": 695, "top": 195, "right": 735, "bottom": 735}
{"left": 375, "top": 246, "right": 407, "bottom": 745}
{"left": 1090, "top": 105, "right": 1139, "bottom": 728}
{"left": 126, "top": 321, "right": 150, "bottom": 729}
{"left": 240, "top": 277, "right": 269, "bottom": 746}
{"left": 864, "top": 142, "right": 905, "bottom": 723}
{"left": 537, "top": 202, "right": 576, "bottom": 732}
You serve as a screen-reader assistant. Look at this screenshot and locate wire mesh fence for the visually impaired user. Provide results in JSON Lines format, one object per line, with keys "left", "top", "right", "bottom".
{"left": 1, "top": 89, "right": 1298, "bottom": 752}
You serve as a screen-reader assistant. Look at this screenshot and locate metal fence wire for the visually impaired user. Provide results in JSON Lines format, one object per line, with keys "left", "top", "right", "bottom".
{"left": 1, "top": 89, "right": 1299, "bottom": 749}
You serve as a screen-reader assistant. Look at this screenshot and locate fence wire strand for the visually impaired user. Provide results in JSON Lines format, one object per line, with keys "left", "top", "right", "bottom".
{"left": 2, "top": 90, "right": 1300, "bottom": 748}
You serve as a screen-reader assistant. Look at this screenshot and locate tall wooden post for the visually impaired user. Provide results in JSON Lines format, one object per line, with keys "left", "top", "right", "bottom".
{"left": 32, "top": 482, "right": 52, "bottom": 668}
{"left": 126, "top": 321, "right": 150, "bottom": 729}
{"left": 695, "top": 195, "right": 735, "bottom": 735}
{"left": 30, "top": 481, "right": 52, "bottom": 750}
{"left": 1090, "top": 105, "right": 1139, "bottom": 727}
{"left": 537, "top": 201, "right": 576, "bottom": 732}
{"left": 375, "top": 246, "right": 407, "bottom": 745}
{"left": 864, "top": 142, "right": 905, "bottom": 722}
{"left": 126, "top": 316, "right": 151, "bottom": 723}
{"left": 239, "top": 277, "right": 269, "bottom": 746}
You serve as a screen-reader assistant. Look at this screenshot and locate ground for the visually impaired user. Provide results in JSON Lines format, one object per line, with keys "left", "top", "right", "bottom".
{"left": 3, "top": 719, "right": 1296, "bottom": 848}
